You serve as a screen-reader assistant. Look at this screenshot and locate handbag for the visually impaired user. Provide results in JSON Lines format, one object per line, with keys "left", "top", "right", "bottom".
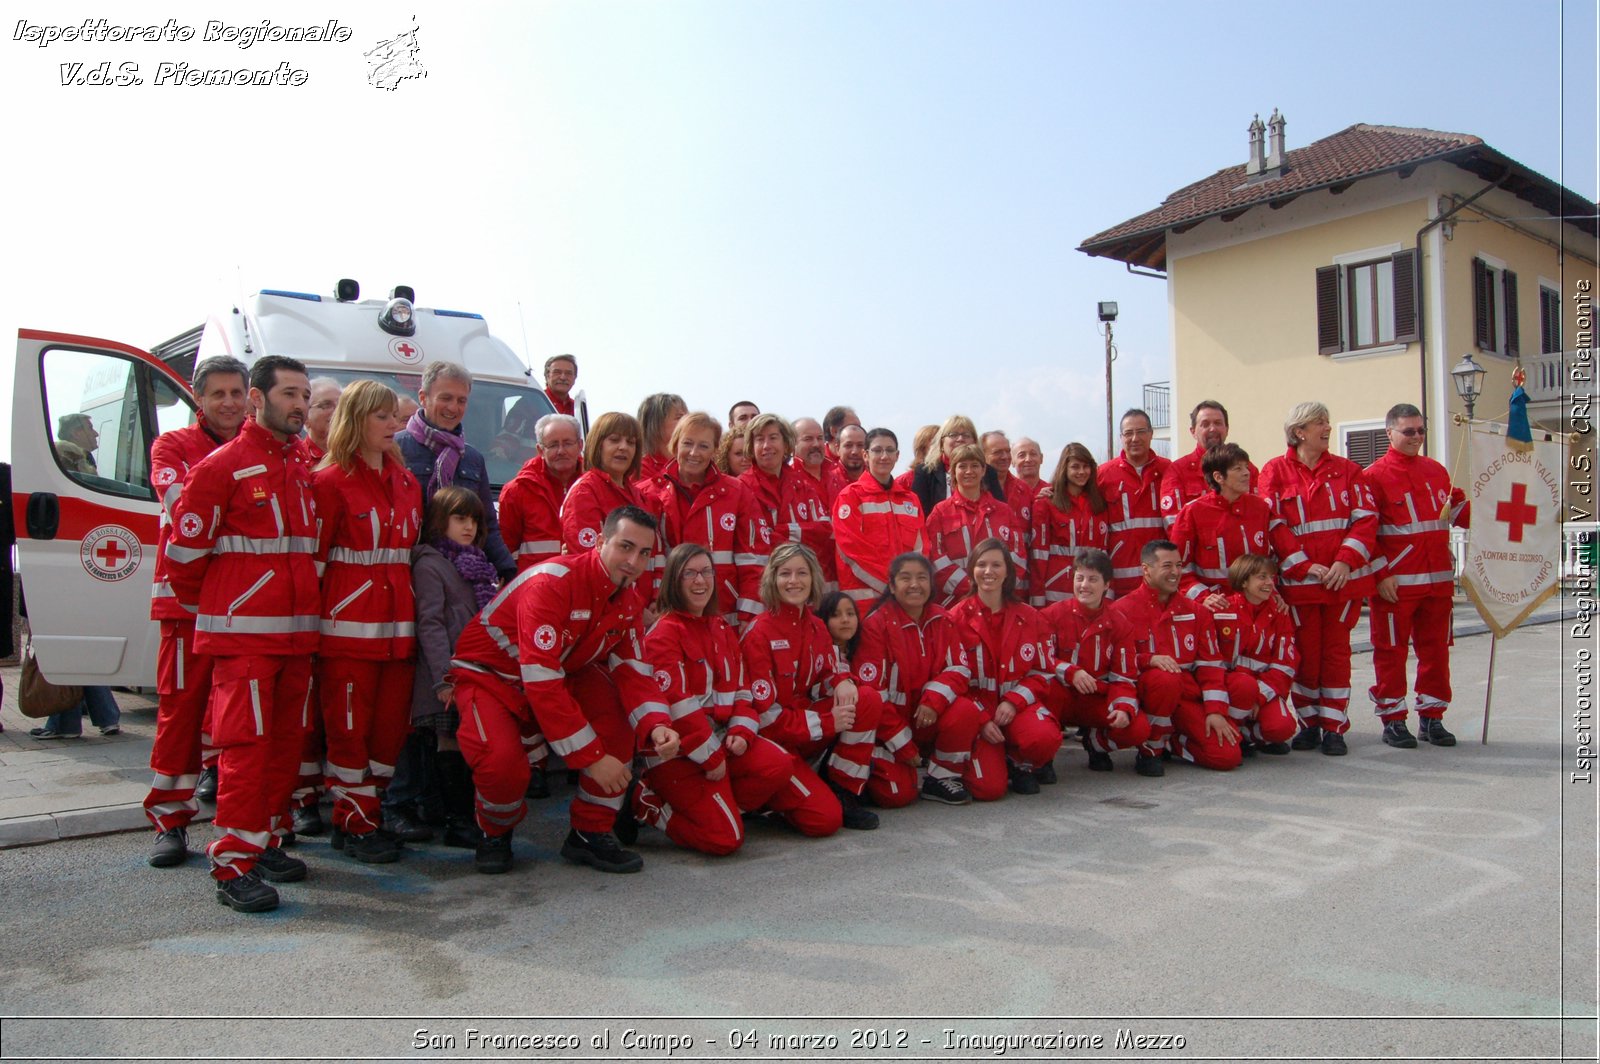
{"left": 19, "top": 635, "right": 83, "bottom": 719}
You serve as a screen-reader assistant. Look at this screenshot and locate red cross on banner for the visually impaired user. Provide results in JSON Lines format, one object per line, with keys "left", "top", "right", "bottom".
{"left": 1494, "top": 483, "right": 1538, "bottom": 543}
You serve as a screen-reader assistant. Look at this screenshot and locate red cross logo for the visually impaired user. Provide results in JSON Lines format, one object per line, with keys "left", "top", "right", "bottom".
{"left": 395, "top": 342, "right": 416, "bottom": 359}
{"left": 1495, "top": 483, "right": 1538, "bottom": 543}
{"left": 95, "top": 538, "right": 128, "bottom": 568}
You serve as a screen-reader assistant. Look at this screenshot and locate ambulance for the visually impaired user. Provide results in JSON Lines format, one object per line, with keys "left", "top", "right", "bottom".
{"left": 11, "top": 279, "right": 569, "bottom": 686}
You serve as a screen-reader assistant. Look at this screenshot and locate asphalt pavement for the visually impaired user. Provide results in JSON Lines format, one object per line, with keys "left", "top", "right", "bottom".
{"left": 0, "top": 601, "right": 1593, "bottom": 1063}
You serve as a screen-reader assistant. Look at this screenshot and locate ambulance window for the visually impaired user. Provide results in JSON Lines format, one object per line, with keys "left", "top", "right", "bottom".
{"left": 40, "top": 347, "right": 160, "bottom": 502}
{"left": 152, "top": 373, "right": 196, "bottom": 436}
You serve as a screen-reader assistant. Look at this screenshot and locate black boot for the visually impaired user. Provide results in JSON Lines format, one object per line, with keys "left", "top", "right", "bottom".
{"left": 828, "top": 782, "right": 880, "bottom": 830}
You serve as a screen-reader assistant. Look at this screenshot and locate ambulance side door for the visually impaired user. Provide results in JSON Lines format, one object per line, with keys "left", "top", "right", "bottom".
{"left": 12, "top": 330, "right": 196, "bottom": 685}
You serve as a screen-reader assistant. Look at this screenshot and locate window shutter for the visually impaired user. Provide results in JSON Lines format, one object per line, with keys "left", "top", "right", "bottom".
{"left": 1390, "top": 248, "right": 1419, "bottom": 343}
{"left": 1316, "top": 265, "right": 1342, "bottom": 354}
{"left": 1541, "top": 288, "right": 1561, "bottom": 354}
{"left": 1503, "top": 270, "right": 1520, "bottom": 357}
{"left": 1473, "top": 258, "right": 1492, "bottom": 350}
{"left": 1344, "top": 428, "right": 1389, "bottom": 469}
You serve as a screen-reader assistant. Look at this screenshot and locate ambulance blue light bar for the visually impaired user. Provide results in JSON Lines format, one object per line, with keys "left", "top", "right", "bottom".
{"left": 259, "top": 289, "right": 323, "bottom": 302}
{"left": 431, "top": 309, "right": 484, "bottom": 320}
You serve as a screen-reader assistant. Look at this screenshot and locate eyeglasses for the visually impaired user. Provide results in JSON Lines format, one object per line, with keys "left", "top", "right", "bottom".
{"left": 868, "top": 448, "right": 899, "bottom": 458}
{"left": 1394, "top": 427, "right": 1426, "bottom": 438}
{"left": 944, "top": 432, "right": 973, "bottom": 442}
{"left": 681, "top": 567, "right": 715, "bottom": 582}
{"left": 1121, "top": 428, "right": 1153, "bottom": 438}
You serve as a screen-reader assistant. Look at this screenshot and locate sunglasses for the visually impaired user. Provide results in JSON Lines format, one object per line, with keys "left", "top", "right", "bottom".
{"left": 1394, "top": 428, "right": 1425, "bottom": 438}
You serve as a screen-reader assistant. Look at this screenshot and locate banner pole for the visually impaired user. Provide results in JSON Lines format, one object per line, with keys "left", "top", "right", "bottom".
{"left": 1480, "top": 634, "right": 1497, "bottom": 745}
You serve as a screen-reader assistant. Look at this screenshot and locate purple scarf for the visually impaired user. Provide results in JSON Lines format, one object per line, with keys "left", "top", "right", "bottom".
{"left": 435, "top": 538, "right": 499, "bottom": 609}
{"left": 407, "top": 411, "right": 467, "bottom": 496}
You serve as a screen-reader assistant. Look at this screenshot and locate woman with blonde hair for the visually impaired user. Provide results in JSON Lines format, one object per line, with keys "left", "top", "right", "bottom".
{"left": 740, "top": 412, "right": 835, "bottom": 588}
{"left": 636, "top": 392, "right": 687, "bottom": 483}
{"left": 637, "top": 411, "right": 770, "bottom": 624}
{"left": 922, "top": 443, "right": 1026, "bottom": 607}
{"left": 311, "top": 380, "right": 423, "bottom": 862}
{"left": 1258, "top": 401, "right": 1378, "bottom": 757}
{"left": 561, "top": 411, "right": 642, "bottom": 554}
{"left": 908, "top": 414, "right": 1005, "bottom": 516}
{"left": 740, "top": 543, "right": 881, "bottom": 831}
{"left": 1029, "top": 442, "right": 1110, "bottom": 606}
{"left": 714, "top": 425, "right": 752, "bottom": 477}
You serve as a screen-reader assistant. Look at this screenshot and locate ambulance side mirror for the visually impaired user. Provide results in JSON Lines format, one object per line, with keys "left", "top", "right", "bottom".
{"left": 24, "top": 493, "right": 59, "bottom": 540}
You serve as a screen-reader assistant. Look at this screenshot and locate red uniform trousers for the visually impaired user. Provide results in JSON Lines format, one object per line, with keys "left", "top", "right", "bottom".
{"left": 967, "top": 705, "right": 1063, "bottom": 801}
{"left": 1048, "top": 684, "right": 1153, "bottom": 753}
{"left": 293, "top": 686, "right": 326, "bottom": 813}
{"left": 318, "top": 657, "right": 417, "bottom": 835}
{"left": 206, "top": 654, "right": 314, "bottom": 880}
{"left": 782, "top": 685, "right": 884, "bottom": 797}
{"left": 729, "top": 736, "right": 842, "bottom": 836}
{"left": 865, "top": 695, "right": 982, "bottom": 807}
{"left": 1368, "top": 591, "right": 1454, "bottom": 720}
{"left": 1288, "top": 600, "right": 1363, "bottom": 734}
{"left": 144, "top": 619, "right": 216, "bottom": 833}
{"left": 636, "top": 758, "right": 747, "bottom": 856}
{"left": 1137, "top": 670, "right": 1241, "bottom": 772}
{"left": 456, "top": 666, "right": 631, "bottom": 836}
{"left": 1222, "top": 670, "right": 1299, "bottom": 744}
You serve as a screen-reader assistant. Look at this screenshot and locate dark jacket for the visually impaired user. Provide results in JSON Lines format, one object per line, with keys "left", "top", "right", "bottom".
{"left": 910, "top": 461, "right": 1005, "bottom": 517}
{"left": 410, "top": 543, "right": 482, "bottom": 724}
{"left": 398, "top": 419, "right": 516, "bottom": 577}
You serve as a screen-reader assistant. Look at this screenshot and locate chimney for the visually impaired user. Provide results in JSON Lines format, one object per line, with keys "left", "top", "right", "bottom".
{"left": 1266, "top": 108, "right": 1287, "bottom": 173}
{"left": 1245, "top": 113, "right": 1266, "bottom": 176}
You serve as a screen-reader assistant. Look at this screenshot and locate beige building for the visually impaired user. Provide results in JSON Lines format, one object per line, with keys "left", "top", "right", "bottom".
{"left": 1079, "top": 115, "right": 1596, "bottom": 492}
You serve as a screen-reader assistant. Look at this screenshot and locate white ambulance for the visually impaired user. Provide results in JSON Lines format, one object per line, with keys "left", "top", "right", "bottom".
{"left": 12, "top": 280, "right": 563, "bottom": 686}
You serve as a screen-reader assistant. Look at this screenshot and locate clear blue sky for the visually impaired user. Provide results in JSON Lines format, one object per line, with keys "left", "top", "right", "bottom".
{"left": 3, "top": 0, "right": 1593, "bottom": 464}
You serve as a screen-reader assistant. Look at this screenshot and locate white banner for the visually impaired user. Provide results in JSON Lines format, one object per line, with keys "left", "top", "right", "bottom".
{"left": 1463, "top": 429, "right": 1565, "bottom": 637}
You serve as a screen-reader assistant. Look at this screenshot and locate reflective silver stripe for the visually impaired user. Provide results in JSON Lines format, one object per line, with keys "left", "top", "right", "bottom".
{"left": 734, "top": 552, "right": 766, "bottom": 567}
{"left": 924, "top": 681, "right": 957, "bottom": 703}
{"left": 709, "top": 550, "right": 736, "bottom": 564}
{"left": 828, "top": 756, "right": 870, "bottom": 780}
{"left": 842, "top": 556, "right": 887, "bottom": 593}
{"left": 196, "top": 613, "right": 319, "bottom": 635}
{"left": 1202, "top": 690, "right": 1228, "bottom": 704}
{"left": 805, "top": 710, "right": 825, "bottom": 742}
{"left": 614, "top": 658, "right": 652, "bottom": 677}
{"left": 549, "top": 724, "right": 599, "bottom": 756}
{"left": 1340, "top": 537, "right": 1371, "bottom": 561}
{"left": 758, "top": 706, "right": 782, "bottom": 728}
{"left": 165, "top": 542, "right": 211, "bottom": 564}
{"left": 328, "top": 546, "right": 412, "bottom": 565}
{"left": 1321, "top": 686, "right": 1351, "bottom": 698}
{"left": 320, "top": 619, "right": 416, "bottom": 638}
{"left": 214, "top": 535, "right": 318, "bottom": 554}
{"left": 327, "top": 579, "right": 371, "bottom": 620}
{"left": 1378, "top": 520, "right": 1448, "bottom": 535}
{"left": 520, "top": 663, "right": 565, "bottom": 683}
{"left": 515, "top": 539, "right": 562, "bottom": 557}
{"left": 711, "top": 690, "right": 741, "bottom": 707}
{"left": 668, "top": 696, "right": 702, "bottom": 720}
{"left": 1109, "top": 517, "right": 1164, "bottom": 532}
{"left": 727, "top": 714, "right": 759, "bottom": 734}
{"left": 1349, "top": 558, "right": 1383, "bottom": 580}
{"left": 1290, "top": 519, "right": 1347, "bottom": 536}
{"left": 1237, "top": 656, "right": 1270, "bottom": 671}
{"left": 1111, "top": 565, "right": 1141, "bottom": 578}
{"left": 151, "top": 580, "right": 177, "bottom": 600}
{"left": 1394, "top": 570, "right": 1454, "bottom": 586}
{"left": 449, "top": 658, "right": 520, "bottom": 683}
{"left": 1258, "top": 680, "right": 1278, "bottom": 702}
{"left": 686, "top": 735, "right": 721, "bottom": 764}
{"left": 736, "top": 597, "right": 765, "bottom": 616}
{"left": 1280, "top": 551, "right": 1310, "bottom": 570}
{"left": 1350, "top": 509, "right": 1377, "bottom": 520}
{"left": 630, "top": 700, "right": 670, "bottom": 728}
{"left": 882, "top": 726, "right": 913, "bottom": 752}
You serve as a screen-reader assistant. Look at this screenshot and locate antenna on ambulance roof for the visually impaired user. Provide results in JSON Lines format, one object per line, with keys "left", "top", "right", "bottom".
{"left": 516, "top": 299, "right": 535, "bottom": 378}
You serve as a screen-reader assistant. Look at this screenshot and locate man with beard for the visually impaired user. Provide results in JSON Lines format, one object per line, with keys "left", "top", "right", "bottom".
{"left": 792, "top": 417, "right": 848, "bottom": 506}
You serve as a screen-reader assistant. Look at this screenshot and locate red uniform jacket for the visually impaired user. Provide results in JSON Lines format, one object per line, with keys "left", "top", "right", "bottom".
{"left": 639, "top": 453, "right": 671, "bottom": 484}
{"left": 544, "top": 389, "right": 576, "bottom": 417}
{"left": 833, "top": 472, "right": 925, "bottom": 603}
{"left": 639, "top": 462, "right": 771, "bottom": 625}
{"left": 149, "top": 418, "right": 228, "bottom": 620}
{"left": 643, "top": 609, "right": 758, "bottom": 773}
{"left": 922, "top": 492, "right": 1027, "bottom": 608}
{"left": 448, "top": 551, "right": 669, "bottom": 769}
{"left": 500, "top": 454, "right": 577, "bottom": 572}
{"left": 946, "top": 597, "right": 1054, "bottom": 716}
{"left": 1258, "top": 448, "right": 1380, "bottom": 604}
{"left": 1109, "top": 583, "right": 1228, "bottom": 711}
{"left": 164, "top": 418, "right": 321, "bottom": 657}
{"left": 1159, "top": 444, "right": 1258, "bottom": 529}
{"left": 854, "top": 600, "right": 973, "bottom": 718}
{"left": 560, "top": 469, "right": 638, "bottom": 554}
{"left": 742, "top": 462, "right": 835, "bottom": 584}
{"left": 1040, "top": 597, "right": 1139, "bottom": 718}
{"left": 792, "top": 457, "right": 850, "bottom": 509}
{"left": 1029, "top": 491, "right": 1110, "bottom": 607}
{"left": 998, "top": 472, "right": 1038, "bottom": 538}
{"left": 740, "top": 602, "right": 850, "bottom": 751}
{"left": 1168, "top": 491, "right": 1312, "bottom": 600}
{"left": 1098, "top": 451, "right": 1173, "bottom": 593}
{"left": 1211, "top": 592, "right": 1300, "bottom": 705}
{"left": 1365, "top": 450, "right": 1469, "bottom": 598}
{"left": 312, "top": 456, "right": 422, "bottom": 661}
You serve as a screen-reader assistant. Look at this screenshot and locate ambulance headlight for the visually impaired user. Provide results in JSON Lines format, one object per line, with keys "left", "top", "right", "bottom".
{"left": 379, "top": 297, "right": 416, "bottom": 336}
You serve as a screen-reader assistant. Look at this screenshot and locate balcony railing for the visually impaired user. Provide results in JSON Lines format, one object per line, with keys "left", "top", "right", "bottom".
{"left": 1449, "top": 522, "right": 1595, "bottom": 586}
{"left": 1524, "top": 350, "right": 1580, "bottom": 405}
{"left": 1143, "top": 381, "right": 1171, "bottom": 431}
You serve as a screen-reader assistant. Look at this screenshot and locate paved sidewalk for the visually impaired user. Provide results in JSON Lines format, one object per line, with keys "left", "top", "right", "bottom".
{"left": 0, "top": 594, "right": 1574, "bottom": 849}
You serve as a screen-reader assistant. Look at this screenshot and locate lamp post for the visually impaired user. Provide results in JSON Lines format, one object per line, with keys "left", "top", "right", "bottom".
{"left": 1099, "top": 301, "right": 1118, "bottom": 461}
{"left": 1450, "top": 352, "right": 1487, "bottom": 421}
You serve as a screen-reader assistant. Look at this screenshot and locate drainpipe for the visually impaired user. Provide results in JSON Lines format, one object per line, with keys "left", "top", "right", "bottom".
{"left": 1413, "top": 171, "right": 1508, "bottom": 455}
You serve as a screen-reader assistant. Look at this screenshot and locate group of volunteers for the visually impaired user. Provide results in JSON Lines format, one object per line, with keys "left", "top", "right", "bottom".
{"left": 135, "top": 350, "right": 1468, "bottom": 913}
